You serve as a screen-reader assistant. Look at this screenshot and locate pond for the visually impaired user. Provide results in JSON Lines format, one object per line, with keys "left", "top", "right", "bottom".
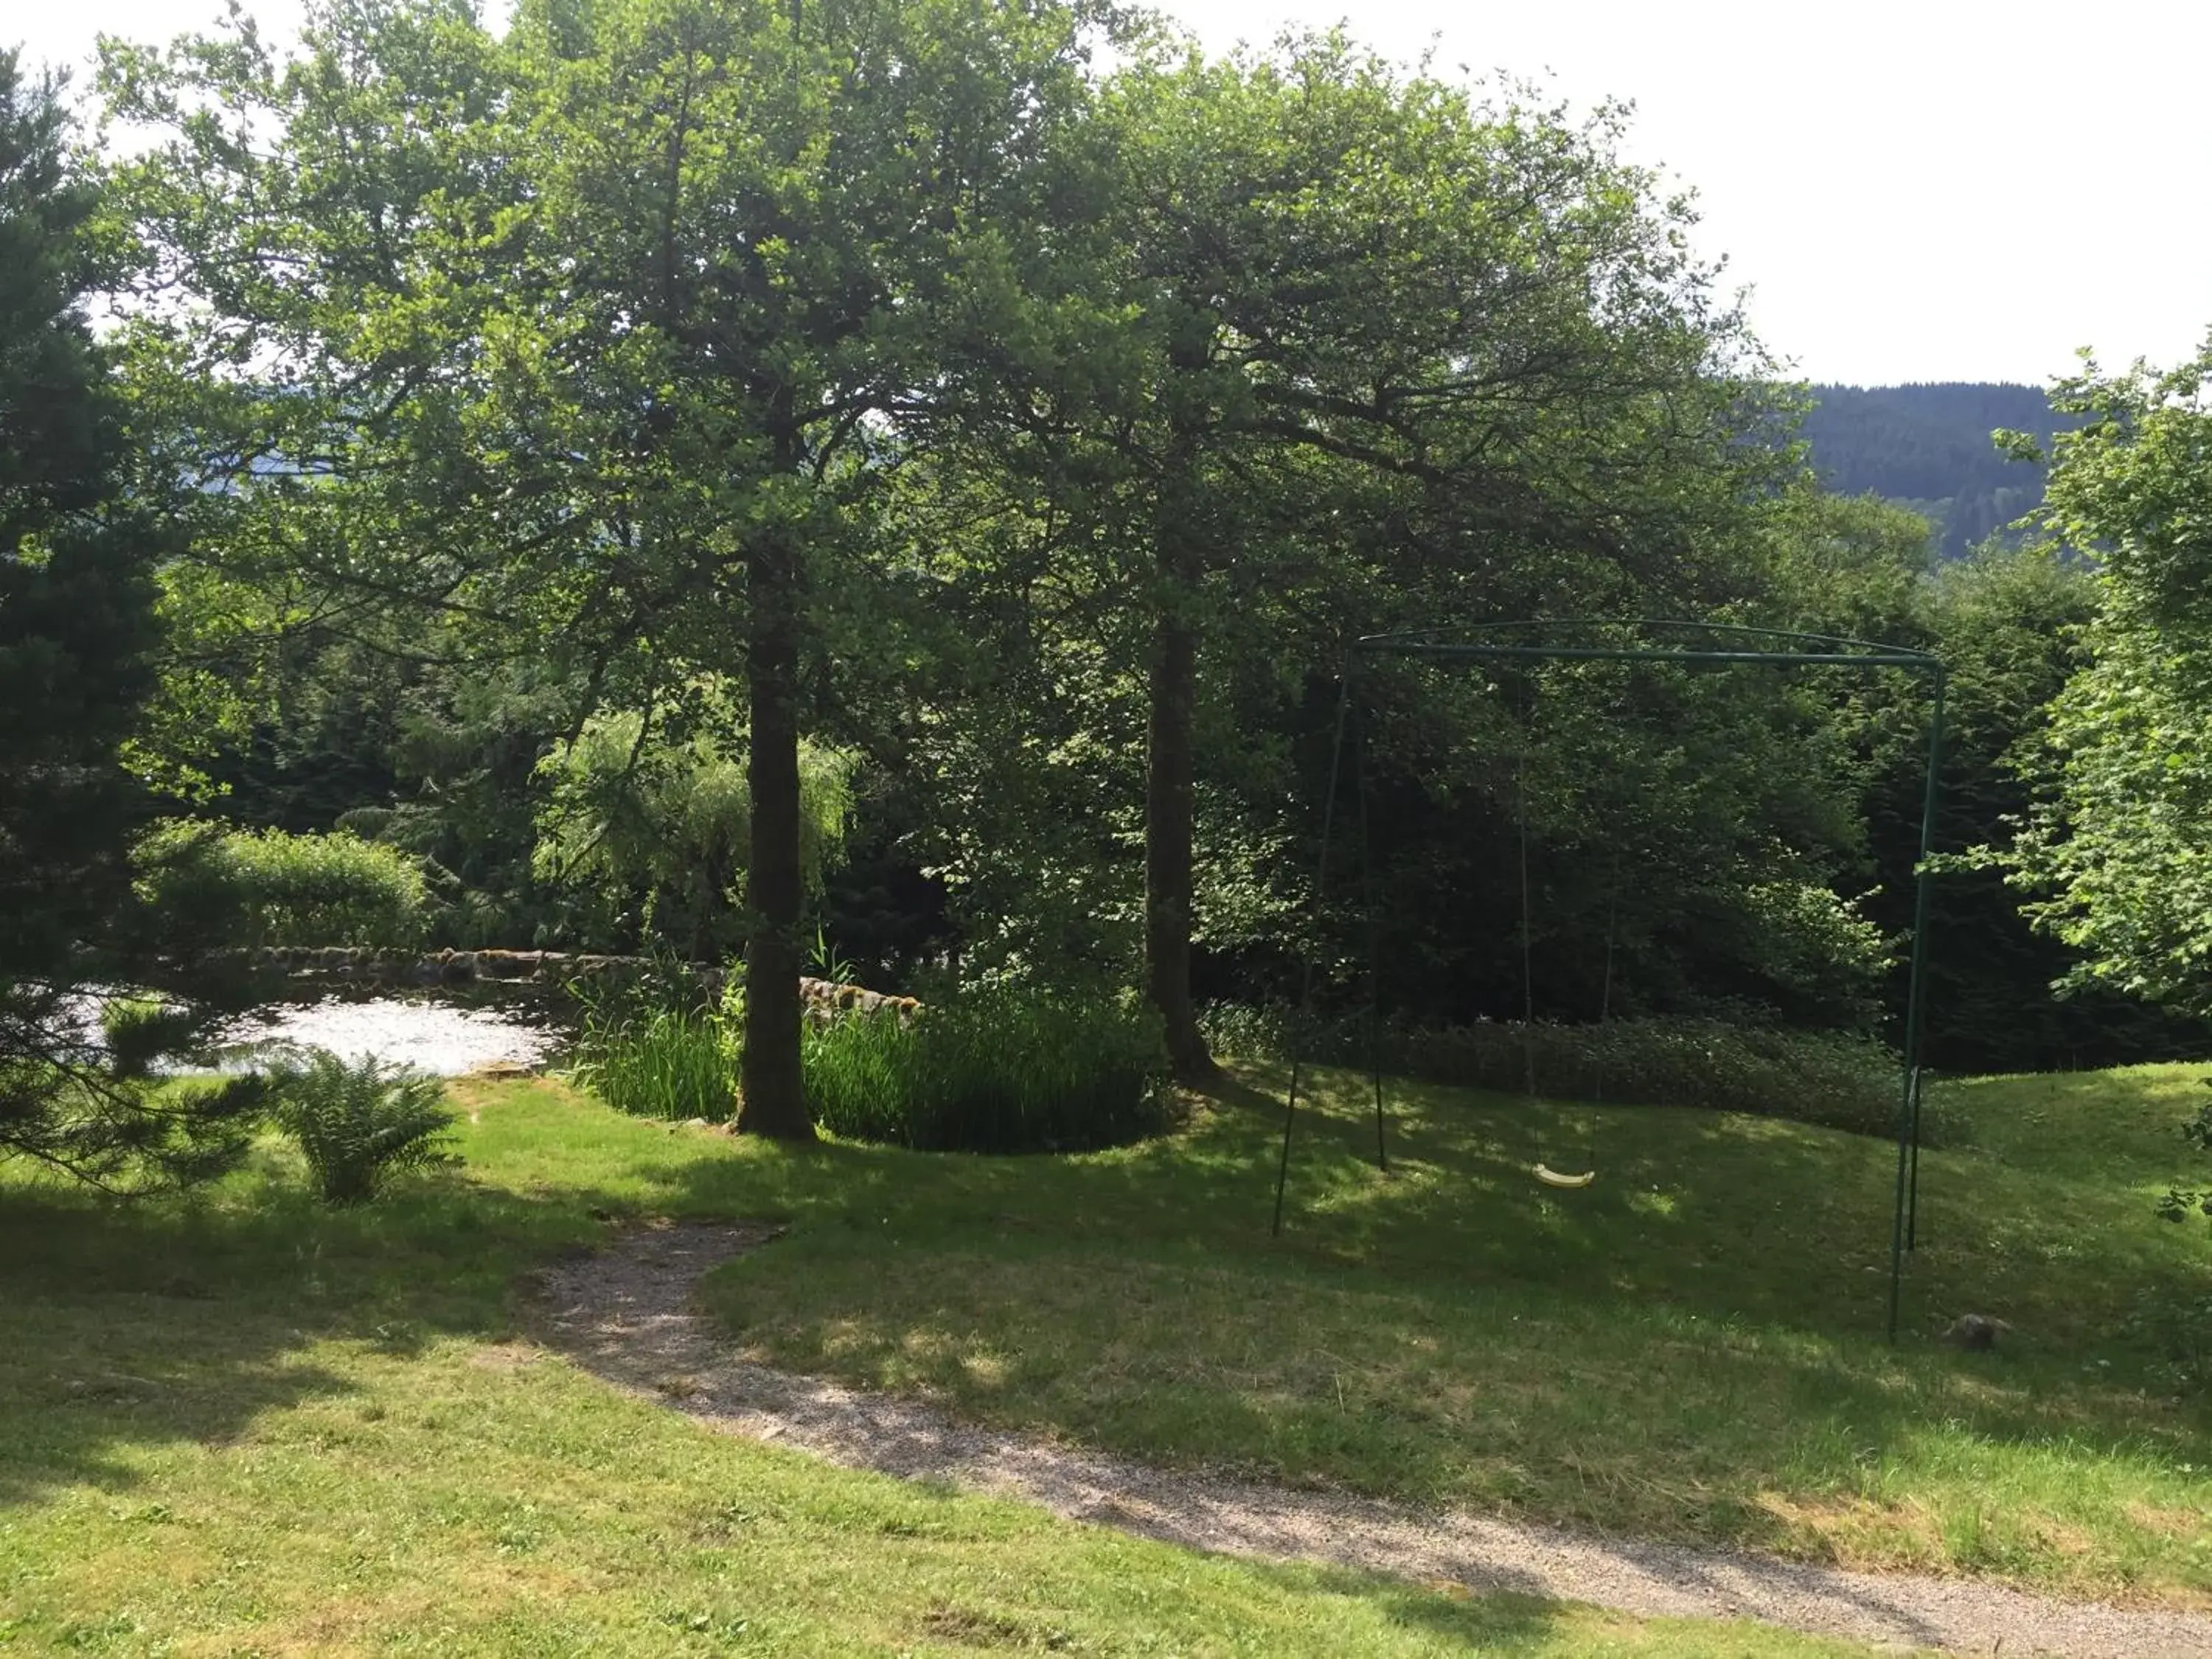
{"left": 211, "top": 992, "right": 568, "bottom": 1077}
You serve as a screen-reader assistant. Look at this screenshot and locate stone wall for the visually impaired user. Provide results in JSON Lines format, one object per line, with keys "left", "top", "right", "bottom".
{"left": 243, "top": 945, "right": 920, "bottom": 1023}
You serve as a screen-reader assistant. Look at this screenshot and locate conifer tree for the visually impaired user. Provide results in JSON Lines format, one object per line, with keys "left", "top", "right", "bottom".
{"left": 0, "top": 46, "right": 262, "bottom": 1190}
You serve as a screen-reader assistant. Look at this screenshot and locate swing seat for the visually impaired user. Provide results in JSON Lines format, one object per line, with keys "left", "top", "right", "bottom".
{"left": 1533, "top": 1164, "right": 1596, "bottom": 1189}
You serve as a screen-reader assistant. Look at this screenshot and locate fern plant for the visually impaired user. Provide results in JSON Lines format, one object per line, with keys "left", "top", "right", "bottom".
{"left": 264, "top": 1048, "right": 458, "bottom": 1205}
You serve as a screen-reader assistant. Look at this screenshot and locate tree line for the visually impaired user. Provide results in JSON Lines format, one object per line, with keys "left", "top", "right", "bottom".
{"left": 1801, "top": 381, "right": 2071, "bottom": 559}
{"left": 8, "top": 0, "right": 2212, "bottom": 1182}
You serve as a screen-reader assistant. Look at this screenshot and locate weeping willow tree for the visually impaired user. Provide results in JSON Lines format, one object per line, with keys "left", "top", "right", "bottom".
{"left": 532, "top": 690, "right": 855, "bottom": 962}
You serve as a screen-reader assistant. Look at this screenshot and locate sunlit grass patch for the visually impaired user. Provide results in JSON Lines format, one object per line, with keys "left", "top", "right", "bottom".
{"left": 7, "top": 1057, "right": 2211, "bottom": 1653}
{"left": 692, "top": 1062, "right": 2212, "bottom": 1604}
{"left": 1, "top": 1084, "right": 1873, "bottom": 1658}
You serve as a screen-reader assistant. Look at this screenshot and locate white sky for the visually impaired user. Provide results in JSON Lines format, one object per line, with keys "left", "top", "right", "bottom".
{"left": 15, "top": 0, "right": 2208, "bottom": 388}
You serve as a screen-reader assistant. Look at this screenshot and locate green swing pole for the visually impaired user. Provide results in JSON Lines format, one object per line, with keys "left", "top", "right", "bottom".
{"left": 1273, "top": 661, "right": 1357, "bottom": 1237}
{"left": 1356, "top": 700, "right": 1388, "bottom": 1172}
{"left": 1273, "top": 625, "right": 1947, "bottom": 1343}
{"left": 1888, "top": 667, "right": 1947, "bottom": 1340}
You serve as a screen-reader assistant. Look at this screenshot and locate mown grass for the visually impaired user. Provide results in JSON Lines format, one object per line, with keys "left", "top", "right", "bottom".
{"left": 677, "top": 1062, "right": 2212, "bottom": 1607}
{"left": 1, "top": 1082, "right": 1877, "bottom": 1658}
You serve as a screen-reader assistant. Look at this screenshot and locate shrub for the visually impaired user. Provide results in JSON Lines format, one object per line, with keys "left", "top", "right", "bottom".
{"left": 567, "top": 973, "right": 1169, "bottom": 1150}
{"left": 804, "top": 987, "right": 1169, "bottom": 1153}
{"left": 1203, "top": 1002, "right": 1912, "bottom": 1141}
{"left": 136, "top": 821, "right": 431, "bottom": 950}
{"left": 264, "top": 1047, "right": 458, "bottom": 1204}
{"left": 2126, "top": 1286, "right": 2212, "bottom": 1394}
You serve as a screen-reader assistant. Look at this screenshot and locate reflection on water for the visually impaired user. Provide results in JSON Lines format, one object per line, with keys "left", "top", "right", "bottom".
{"left": 213, "top": 995, "right": 566, "bottom": 1077}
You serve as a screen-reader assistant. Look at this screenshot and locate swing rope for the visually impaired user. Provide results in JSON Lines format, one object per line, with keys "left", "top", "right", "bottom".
{"left": 1516, "top": 696, "right": 1598, "bottom": 1190}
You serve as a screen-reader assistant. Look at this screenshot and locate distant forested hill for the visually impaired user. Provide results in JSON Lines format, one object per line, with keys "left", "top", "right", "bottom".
{"left": 1803, "top": 383, "right": 2070, "bottom": 558}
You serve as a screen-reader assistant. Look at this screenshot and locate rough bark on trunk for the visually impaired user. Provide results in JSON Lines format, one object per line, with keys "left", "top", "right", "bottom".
{"left": 1146, "top": 512, "right": 1217, "bottom": 1083}
{"left": 736, "top": 514, "right": 815, "bottom": 1141}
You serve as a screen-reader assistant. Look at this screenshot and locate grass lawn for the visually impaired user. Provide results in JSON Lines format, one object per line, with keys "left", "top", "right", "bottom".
{"left": 1, "top": 1083, "right": 1882, "bottom": 1657}
{"left": 679, "top": 1061, "right": 2212, "bottom": 1606}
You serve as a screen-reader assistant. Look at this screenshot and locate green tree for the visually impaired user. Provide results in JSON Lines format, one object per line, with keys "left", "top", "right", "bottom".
{"left": 532, "top": 689, "right": 855, "bottom": 961}
{"left": 489, "top": 0, "right": 1114, "bottom": 1134}
{"left": 2007, "top": 343, "right": 2212, "bottom": 1013}
{"left": 1757, "top": 487, "right": 2174, "bottom": 1069}
{"left": 1899, "top": 540, "right": 2199, "bottom": 1071}
{"left": 0, "top": 46, "right": 261, "bottom": 1190}
{"left": 976, "top": 42, "right": 1783, "bottom": 1074}
{"left": 104, "top": 0, "right": 1118, "bottom": 1138}
{"left": 1337, "top": 641, "right": 1893, "bottom": 1037}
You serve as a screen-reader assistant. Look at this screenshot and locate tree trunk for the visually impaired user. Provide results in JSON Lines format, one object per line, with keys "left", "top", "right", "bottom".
{"left": 1146, "top": 543, "right": 1217, "bottom": 1084}
{"left": 736, "top": 515, "right": 815, "bottom": 1141}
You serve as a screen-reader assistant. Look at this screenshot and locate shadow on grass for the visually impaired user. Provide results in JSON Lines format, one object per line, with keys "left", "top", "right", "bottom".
{"left": 7, "top": 1062, "right": 2208, "bottom": 1597}
{"left": 0, "top": 1081, "right": 993, "bottom": 1514}
{"left": 0, "top": 1287, "right": 353, "bottom": 1512}
{"left": 0, "top": 1158, "right": 608, "bottom": 1510}
{"left": 1265, "top": 1568, "right": 1568, "bottom": 1651}
{"left": 598, "top": 1054, "right": 2211, "bottom": 1380}
{"left": 625, "top": 1062, "right": 2211, "bottom": 1572}
{"left": 1255, "top": 1060, "right": 2212, "bottom": 1352}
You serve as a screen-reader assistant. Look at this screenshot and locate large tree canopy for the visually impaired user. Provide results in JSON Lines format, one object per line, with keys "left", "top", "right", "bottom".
{"left": 105, "top": 0, "right": 1127, "bottom": 1135}
{"left": 903, "top": 40, "right": 1787, "bottom": 1074}
{"left": 92, "top": 0, "right": 2154, "bottom": 1144}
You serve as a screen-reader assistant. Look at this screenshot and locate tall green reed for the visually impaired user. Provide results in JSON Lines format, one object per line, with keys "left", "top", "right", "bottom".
{"left": 567, "top": 1004, "right": 734, "bottom": 1120}
{"left": 805, "top": 987, "right": 1168, "bottom": 1153}
{"left": 569, "top": 970, "right": 1169, "bottom": 1152}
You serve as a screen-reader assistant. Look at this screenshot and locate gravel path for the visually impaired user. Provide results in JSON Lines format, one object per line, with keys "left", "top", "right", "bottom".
{"left": 534, "top": 1222, "right": 2212, "bottom": 1658}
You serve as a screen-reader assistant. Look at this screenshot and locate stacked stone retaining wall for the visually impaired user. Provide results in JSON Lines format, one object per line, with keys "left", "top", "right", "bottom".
{"left": 241, "top": 946, "right": 919, "bottom": 1023}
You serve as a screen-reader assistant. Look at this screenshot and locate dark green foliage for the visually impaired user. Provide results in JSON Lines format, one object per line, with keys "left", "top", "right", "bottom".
{"left": 803, "top": 990, "right": 1170, "bottom": 1154}
{"left": 1206, "top": 1003, "right": 1904, "bottom": 1140}
{"left": 2154, "top": 1088, "right": 2212, "bottom": 1229}
{"left": 264, "top": 1048, "right": 458, "bottom": 1205}
{"left": 133, "top": 821, "right": 431, "bottom": 951}
{"left": 0, "top": 514, "right": 156, "bottom": 963}
{"left": 0, "top": 45, "right": 145, "bottom": 985}
{"left": 0, "top": 49, "right": 263, "bottom": 1191}
{"left": 0, "top": 1027, "right": 268, "bottom": 1194}
{"left": 1848, "top": 543, "right": 2211, "bottom": 1071}
{"left": 1319, "top": 650, "right": 1893, "bottom": 1043}
{"left": 376, "top": 661, "right": 583, "bottom": 948}
{"left": 1802, "top": 383, "right": 2073, "bottom": 557}
{"left": 1746, "top": 491, "right": 2196, "bottom": 1074}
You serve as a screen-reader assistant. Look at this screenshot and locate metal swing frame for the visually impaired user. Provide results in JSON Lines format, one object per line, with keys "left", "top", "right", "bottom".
{"left": 1266, "top": 621, "right": 1948, "bottom": 1343}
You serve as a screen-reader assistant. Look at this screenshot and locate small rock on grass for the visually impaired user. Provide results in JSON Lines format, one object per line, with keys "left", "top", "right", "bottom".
{"left": 1941, "top": 1313, "right": 2011, "bottom": 1350}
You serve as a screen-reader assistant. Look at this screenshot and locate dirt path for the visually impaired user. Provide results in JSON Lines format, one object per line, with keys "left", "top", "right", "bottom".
{"left": 533, "top": 1222, "right": 2212, "bottom": 1658}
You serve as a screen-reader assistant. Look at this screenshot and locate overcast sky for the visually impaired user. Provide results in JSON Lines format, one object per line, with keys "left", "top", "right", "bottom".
{"left": 15, "top": 0, "right": 2207, "bottom": 389}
